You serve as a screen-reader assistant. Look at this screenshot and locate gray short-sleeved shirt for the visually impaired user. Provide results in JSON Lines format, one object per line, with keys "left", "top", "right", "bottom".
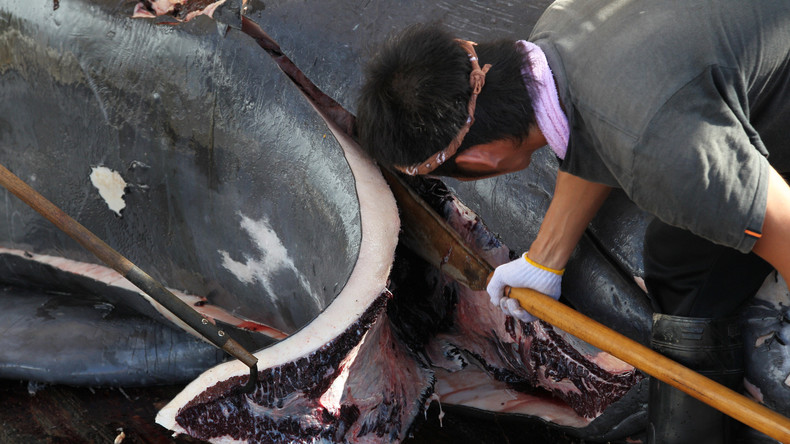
{"left": 529, "top": 0, "right": 790, "bottom": 252}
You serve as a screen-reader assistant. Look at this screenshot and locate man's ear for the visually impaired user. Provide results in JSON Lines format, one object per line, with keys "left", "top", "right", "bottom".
{"left": 454, "top": 147, "right": 497, "bottom": 169}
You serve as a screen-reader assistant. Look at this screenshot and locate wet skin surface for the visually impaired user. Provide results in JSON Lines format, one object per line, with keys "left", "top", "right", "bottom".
{"left": 9, "top": 0, "right": 789, "bottom": 442}
{"left": 0, "top": 0, "right": 363, "bottom": 383}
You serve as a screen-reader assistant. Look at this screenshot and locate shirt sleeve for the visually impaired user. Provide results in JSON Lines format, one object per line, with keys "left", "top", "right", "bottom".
{"left": 628, "top": 68, "right": 769, "bottom": 253}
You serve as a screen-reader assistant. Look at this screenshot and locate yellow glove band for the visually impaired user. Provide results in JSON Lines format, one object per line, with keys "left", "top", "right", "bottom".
{"left": 523, "top": 253, "right": 565, "bottom": 276}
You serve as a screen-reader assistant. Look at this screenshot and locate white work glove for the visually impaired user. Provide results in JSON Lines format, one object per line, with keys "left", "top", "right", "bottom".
{"left": 486, "top": 252, "right": 563, "bottom": 323}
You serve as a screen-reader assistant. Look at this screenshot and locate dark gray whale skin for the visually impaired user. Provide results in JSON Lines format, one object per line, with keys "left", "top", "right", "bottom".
{"left": 0, "top": 0, "right": 361, "bottom": 384}
{"left": 3, "top": 0, "right": 788, "bottom": 442}
{"left": 0, "top": 285, "right": 227, "bottom": 386}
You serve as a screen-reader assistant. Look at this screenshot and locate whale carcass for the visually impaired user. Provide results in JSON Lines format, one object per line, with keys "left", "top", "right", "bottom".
{"left": 5, "top": 0, "right": 790, "bottom": 442}
{"left": 0, "top": 0, "right": 648, "bottom": 442}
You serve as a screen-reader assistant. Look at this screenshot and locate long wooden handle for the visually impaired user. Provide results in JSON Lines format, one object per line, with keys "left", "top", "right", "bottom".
{"left": 508, "top": 287, "right": 790, "bottom": 442}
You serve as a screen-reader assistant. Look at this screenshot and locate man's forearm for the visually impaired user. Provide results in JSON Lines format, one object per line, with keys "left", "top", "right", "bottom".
{"left": 528, "top": 171, "right": 612, "bottom": 269}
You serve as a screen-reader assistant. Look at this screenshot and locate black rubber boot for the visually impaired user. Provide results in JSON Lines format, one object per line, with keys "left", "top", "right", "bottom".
{"left": 647, "top": 314, "right": 744, "bottom": 444}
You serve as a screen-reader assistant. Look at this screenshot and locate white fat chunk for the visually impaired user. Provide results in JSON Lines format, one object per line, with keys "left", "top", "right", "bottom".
{"left": 90, "top": 166, "right": 127, "bottom": 216}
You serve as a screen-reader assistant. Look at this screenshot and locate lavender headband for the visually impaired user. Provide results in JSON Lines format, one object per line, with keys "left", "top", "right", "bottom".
{"left": 516, "top": 40, "right": 569, "bottom": 159}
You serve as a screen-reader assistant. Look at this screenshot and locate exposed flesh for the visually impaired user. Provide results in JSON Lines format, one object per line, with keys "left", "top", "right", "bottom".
{"left": 386, "top": 179, "right": 647, "bottom": 440}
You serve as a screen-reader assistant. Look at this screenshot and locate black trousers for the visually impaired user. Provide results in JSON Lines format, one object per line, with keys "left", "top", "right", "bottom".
{"left": 643, "top": 217, "right": 774, "bottom": 318}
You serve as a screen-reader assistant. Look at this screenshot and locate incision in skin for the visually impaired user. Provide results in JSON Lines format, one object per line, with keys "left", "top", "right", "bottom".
{"left": 89, "top": 166, "right": 127, "bottom": 217}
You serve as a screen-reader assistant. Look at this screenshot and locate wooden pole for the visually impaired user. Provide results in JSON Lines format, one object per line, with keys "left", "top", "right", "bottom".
{"left": 509, "top": 287, "right": 790, "bottom": 443}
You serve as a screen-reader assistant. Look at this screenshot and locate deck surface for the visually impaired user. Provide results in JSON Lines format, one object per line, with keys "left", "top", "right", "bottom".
{"left": 0, "top": 379, "right": 583, "bottom": 443}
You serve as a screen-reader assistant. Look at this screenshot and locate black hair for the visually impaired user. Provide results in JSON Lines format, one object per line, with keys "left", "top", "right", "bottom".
{"left": 356, "top": 23, "right": 537, "bottom": 171}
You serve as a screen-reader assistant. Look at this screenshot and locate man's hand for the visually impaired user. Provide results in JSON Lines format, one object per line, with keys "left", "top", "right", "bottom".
{"left": 487, "top": 172, "right": 611, "bottom": 323}
{"left": 486, "top": 253, "right": 563, "bottom": 323}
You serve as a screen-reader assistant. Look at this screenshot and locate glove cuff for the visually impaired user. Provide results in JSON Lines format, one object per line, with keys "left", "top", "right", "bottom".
{"left": 523, "top": 253, "right": 564, "bottom": 276}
